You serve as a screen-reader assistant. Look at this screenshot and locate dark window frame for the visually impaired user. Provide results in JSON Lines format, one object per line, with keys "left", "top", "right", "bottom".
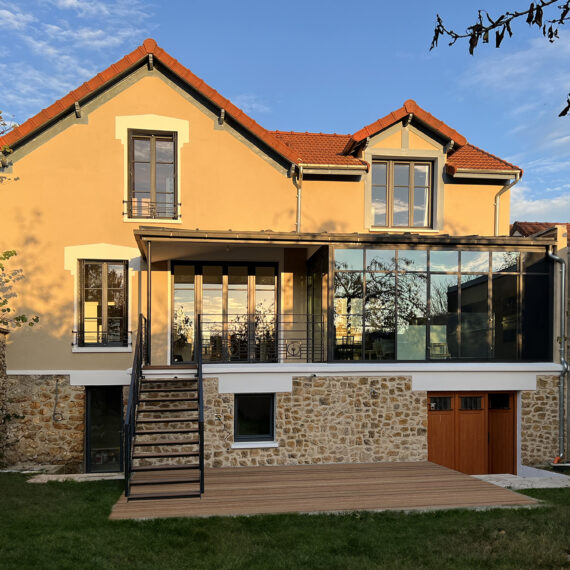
{"left": 371, "top": 159, "right": 433, "bottom": 229}
{"left": 78, "top": 259, "right": 129, "bottom": 347}
{"left": 127, "top": 129, "right": 178, "bottom": 219}
{"left": 331, "top": 246, "right": 553, "bottom": 363}
{"left": 234, "top": 393, "right": 275, "bottom": 442}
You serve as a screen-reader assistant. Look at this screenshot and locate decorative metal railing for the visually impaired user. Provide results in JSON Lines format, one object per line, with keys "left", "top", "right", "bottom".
{"left": 123, "top": 200, "right": 180, "bottom": 219}
{"left": 123, "top": 314, "right": 148, "bottom": 498}
{"left": 171, "top": 314, "right": 326, "bottom": 364}
{"left": 72, "top": 329, "right": 131, "bottom": 347}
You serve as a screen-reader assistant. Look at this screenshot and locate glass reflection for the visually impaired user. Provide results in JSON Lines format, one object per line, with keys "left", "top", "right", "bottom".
{"left": 365, "top": 272, "right": 396, "bottom": 360}
{"left": 492, "top": 274, "right": 518, "bottom": 359}
{"left": 398, "top": 250, "right": 427, "bottom": 272}
{"left": 366, "top": 249, "right": 395, "bottom": 272}
{"left": 173, "top": 265, "right": 195, "bottom": 363}
{"left": 461, "top": 251, "right": 489, "bottom": 273}
{"left": 493, "top": 251, "right": 519, "bottom": 273}
{"left": 430, "top": 251, "right": 458, "bottom": 272}
{"left": 430, "top": 274, "right": 458, "bottom": 358}
{"left": 396, "top": 272, "right": 427, "bottom": 360}
{"left": 335, "top": 249, "right": 363, "bottom": 270}
{"left": 460, "top": 274, "right": 489, "bottom": 358}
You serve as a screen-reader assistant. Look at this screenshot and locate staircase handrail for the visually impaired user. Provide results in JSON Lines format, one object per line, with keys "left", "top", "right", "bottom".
{"left": 196, "top": 314, "right": 205, "bottom": 494}
{"left": 124, "top": 313, "right": 147, "bottom": 497}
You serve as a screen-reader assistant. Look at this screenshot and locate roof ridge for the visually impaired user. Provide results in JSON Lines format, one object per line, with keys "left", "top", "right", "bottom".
{"left": 270, "top": 130, "right": 351, "bottom": 137}
{"left": 0, "top": 38, "right": 303, "bottom": 165}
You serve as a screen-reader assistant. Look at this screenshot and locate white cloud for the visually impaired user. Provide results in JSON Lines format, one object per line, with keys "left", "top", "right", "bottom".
{"left": 0, "top": 7, "right": 36, "bottom": 30}
{"left": 510, "top": 184, "right": 570, "bottom": 222}
{"left": 232, "top": 94, "right": 271, "bottom": 115}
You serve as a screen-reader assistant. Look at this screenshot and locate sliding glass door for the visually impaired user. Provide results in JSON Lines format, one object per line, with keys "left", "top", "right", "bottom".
{"left": 172, "top": 263, "right": 276, "bottom": 363}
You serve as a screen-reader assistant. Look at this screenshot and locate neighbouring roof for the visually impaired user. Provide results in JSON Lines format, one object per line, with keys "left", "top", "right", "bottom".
{"left": 0, "top": 38, "right": 520, "bottom": 176}
{"left": 510, "top": 221, "right": 570, "bottom": 237}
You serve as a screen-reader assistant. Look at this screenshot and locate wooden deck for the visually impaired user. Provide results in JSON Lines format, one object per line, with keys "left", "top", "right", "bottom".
{"left": 110, "top": 462, "right": 537, "bottom": 520}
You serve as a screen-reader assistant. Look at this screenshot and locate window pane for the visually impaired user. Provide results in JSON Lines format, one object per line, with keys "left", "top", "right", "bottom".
{"left": 133, "top": 138, "right": 150, "bottom": 161}
{"left": 202, "top": 266, "right": 223, "bottom": 322}
{"left": 372, "top": 162, "right": 387, "bottom": 184}
{"left": 334, "top": 272, "right": 363, "bottom": 305}
{"left": 335, "top": 248, "right": 363, "bottom": 271}
{"left": 156, "top": 163, "right": 175, "bottom": 194}
{"left": 107, "top": 290, "right": 125, "bottom": 318}
{"left": 489, "top": 393, "right": 510, "bottom": 410}
{"left": 414, "top": 164, "right": 429, "bottom": 187}
{"left": 173, "top": 266, "right": 195, "bottom": 363}
{"left": 334, "top": 315, "right": 363, "bottom": 360}
{"left": 461, "top": 251, "right": 490, "bottom": 273}
{"left": 492, "top": 274, "right": 518, "bottom": 359}
{"left": 394, "top": 164, "right": 410, "bottom": 186}
{"left": 84, "top": 263, "right": 102, "bottom": 289}
{"left": 460, "top": 274, "right": 489, "bottom": 358}
{"left": 364, "top": 272, "right": 396, "bottom": 360}
{"left": 460, "top": 396, "right": 482, "bottom": 410}
{"left": 431, "top": 251, "right": 458, "bottom": 272}
{"left": 255, "top": 266, "right": 275, "bottom": 287}
{"left": 372, "top": 185, "right": 387, "bottom": 226}
{"left": 521, "top": 274, "right": 551, "bottom": 360}
{"left": 366, "top": 249, "right": 396, "bottom": 272}
{"left": 396, "top": 272, "right": 427, "bottom": 360}
{"left": 430, "top": 396, "right": 452, "bottom": 411}
{"left": 398, "top": 250, "right": 427, "bottom": 272}
{"left": 522, "top": 252, "right": 549, "bottom": 274}
{"left": 229, "top": 266, "right": 248, "bottom": 286}
{"left": 156, "top": 139, "right": 174, "bottom": 163}
{"left": 134, "top": 163, "right": 150, "bottom": 194}
{"left": 430, "top": 274, "right": 459, "bottom": 359}
{"left": 393, "top": 186, "right": 409, "bottom": 226}
{"left": 493, "top": 251, "right": 519, "bottom": 273}
{"left": 235, "top": 394, "right": 274, "bottom": 441}
{"left": 107, "top": 264, "right": 124, "bottom": 289}
{"left": 413, "top": 187, "right": 429, "bottom": 227}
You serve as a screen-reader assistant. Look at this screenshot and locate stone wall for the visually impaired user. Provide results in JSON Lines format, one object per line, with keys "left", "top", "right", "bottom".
{"left": 521, "top": 375, "right": 562, "bottom": 465}
{"left": 1, "top": 374, "right": 85, "bottom": 468}
{"left": 203, "top": 375, "right": 427, "bottom": 468}
{"left": 0, "top": 329, "right": 8, "bottom": 464}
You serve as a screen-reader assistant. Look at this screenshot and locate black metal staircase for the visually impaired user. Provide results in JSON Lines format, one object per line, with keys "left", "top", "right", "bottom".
{"left": 124, "top": 315, "right": 205, "bottom": 501}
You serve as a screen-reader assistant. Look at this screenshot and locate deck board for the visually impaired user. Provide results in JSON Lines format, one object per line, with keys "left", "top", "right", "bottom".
{"left": 110, "top": 462, "right": 537, "bottom": 520}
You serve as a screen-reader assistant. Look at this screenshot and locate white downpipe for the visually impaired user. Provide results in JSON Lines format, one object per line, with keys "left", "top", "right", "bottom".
{"left": 494, "top": 173, "right": 520, "bottom": 236}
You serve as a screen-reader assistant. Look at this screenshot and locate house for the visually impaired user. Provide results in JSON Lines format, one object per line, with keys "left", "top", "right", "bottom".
{"left": 0, "top": 39, "right": 566, "bottom": 498}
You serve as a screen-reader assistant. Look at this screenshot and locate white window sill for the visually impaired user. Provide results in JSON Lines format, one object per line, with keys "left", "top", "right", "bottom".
{"left": 369, "top": 227, "right": 439, "bottom": 233}
{"left": 123, "top": 217, "right": 182, "bottom": 224}
{"left": 72, "top": 347, "right": 132, "bottom": 353}
{"left": 231, "top": 441, "right": 279, "bottom": 450}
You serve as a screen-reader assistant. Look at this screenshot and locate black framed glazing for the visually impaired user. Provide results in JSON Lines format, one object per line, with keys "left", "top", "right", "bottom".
{"left": 78, "top": 260, "right": 128, "bottom": 346}
{"left": 128, "top": 129, "right": 178, "bottom": 219}
{"left": 234, "top": 393, "right": 275, "bottom": 442}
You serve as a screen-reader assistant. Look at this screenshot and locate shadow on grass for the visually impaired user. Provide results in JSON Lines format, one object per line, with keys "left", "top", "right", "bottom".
{"left": 1, "top": 473, "right": 569, "bottom": 569}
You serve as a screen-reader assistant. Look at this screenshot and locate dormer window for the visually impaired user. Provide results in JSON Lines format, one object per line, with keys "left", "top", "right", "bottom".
{"left": 127, "top": 130, "right": 177, "bottom": 219}
{"left": 372, "top": 160, "right": 432, "bottom": 228}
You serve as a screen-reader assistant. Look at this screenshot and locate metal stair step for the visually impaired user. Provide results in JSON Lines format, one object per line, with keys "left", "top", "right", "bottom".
{"left": 127, "top": 490, "right": 201, "bottom": 501}
{"left": 137, "top": 407, "right": 198, "bottom": 413}
{"left": 131, "top": 464, "right": 200, "bottom": 472}
{"left": 141, "top": 377, "right": 197, "bottom": 383}
{"left": 130, "top": 475, "right": 200, "bottom": 486}
{"left": 134, "top": 439, "right": 199, "bottom": 446}
{"left": 139, "top": 397, "right": 199, "bottom": 403}
{"left": 136, "top": 416, "right": 198, "bottom": 423}
{"left": 133, "top": 451, "right": 199, "bottom": 459}
{"left": 135, "top": 427, "right": 199, "bottom": 435}
{"left": 140, "top": 387, "right": 198, "bottom": 393}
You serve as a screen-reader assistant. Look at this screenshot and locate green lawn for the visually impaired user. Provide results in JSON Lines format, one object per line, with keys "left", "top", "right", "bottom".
{"left": 0, "top": 473, "right": 569, "bottom": 569}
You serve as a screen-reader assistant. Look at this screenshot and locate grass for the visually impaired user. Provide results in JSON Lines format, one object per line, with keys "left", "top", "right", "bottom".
{"left": 0, "top": 474, "right": 569, "bottom": 569}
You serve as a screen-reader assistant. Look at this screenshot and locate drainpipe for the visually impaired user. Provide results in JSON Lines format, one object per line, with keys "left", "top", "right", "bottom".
{"left": 295, "top": 165, "right": 304, "bottom": 233}
{"left": 494, "top": 172, "right": 520, "bottom": 236}
{"left": 548, "top": 246, "right": 568, "bottom": 461}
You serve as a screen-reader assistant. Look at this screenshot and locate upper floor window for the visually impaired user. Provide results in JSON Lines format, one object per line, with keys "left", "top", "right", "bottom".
{"left": 79, "top": 260, "right": 128, "bottom": 346}
{"left": 372, "top": 160, "right": 432, "bottom": 228}
{"left": 128, "top": 130, "right": 177, "bottom": 219}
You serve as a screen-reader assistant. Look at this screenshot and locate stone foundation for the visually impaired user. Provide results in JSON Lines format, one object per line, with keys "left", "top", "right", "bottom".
{"left": 204, "top": 375, "right": 428, "bottom": 468}
{"left": 1, "top": 374, "right": 85, "bottom": 468}
{"left": 521, "top": 375, "right": 562, "bottom": 465}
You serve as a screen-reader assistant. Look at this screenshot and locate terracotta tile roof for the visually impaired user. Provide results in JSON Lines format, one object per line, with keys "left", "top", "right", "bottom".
{"left": 269, "top": 131, "right": 366, "bottom": 167}
{"left": 446, "top": 143, "right": 520, "bottom": 175}
{"left": 510, "top": 221, "right": 570, "bottom": 237}
{"left": 0, "top": 39, "right": 302, "bottom": 165}
{"left": 349, "top": 99, "right": 467, "bottom": 149}
{"left": 0, "top": 40, "right": 519, "bottom": 177}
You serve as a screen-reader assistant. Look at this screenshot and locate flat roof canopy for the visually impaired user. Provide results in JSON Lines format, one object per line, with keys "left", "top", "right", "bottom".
{"left": 134, "top": 227, "right": 556, "bottom": 262}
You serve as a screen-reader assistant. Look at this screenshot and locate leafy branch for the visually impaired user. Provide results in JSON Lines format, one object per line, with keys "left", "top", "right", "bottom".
{"left": 430, "top": 1, "right": 570, "bottom": 116}
{"left": 0, "top": 250, "right": 39, "bottom": 328}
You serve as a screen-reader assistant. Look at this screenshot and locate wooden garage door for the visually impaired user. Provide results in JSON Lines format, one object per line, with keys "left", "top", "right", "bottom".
{"left": 427, "top": 392, "right": 515, "bottom": 475}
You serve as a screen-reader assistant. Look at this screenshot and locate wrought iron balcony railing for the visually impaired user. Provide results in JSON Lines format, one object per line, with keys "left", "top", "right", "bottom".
{"left": 123, "top": 199, "right": 180, "bottom": 219}
{"left": 72, "top": 329, "right": 131, "bottom": 347}
{"left": 172, "top": 313, "right": 326, "bottom": 364}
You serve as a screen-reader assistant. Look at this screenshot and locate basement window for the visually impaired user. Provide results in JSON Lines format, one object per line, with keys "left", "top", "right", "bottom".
{"left": 234, "top": 394, "right": 275, "bottom": 443}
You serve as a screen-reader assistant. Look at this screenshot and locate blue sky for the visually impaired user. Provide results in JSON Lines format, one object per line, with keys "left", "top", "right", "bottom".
{"left": 2, "top": 0, "right": 569, "bottom": 222}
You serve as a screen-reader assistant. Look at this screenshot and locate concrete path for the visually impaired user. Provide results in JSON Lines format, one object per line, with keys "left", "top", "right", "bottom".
{"left": 475, "top": 466, "right": 570, "bottom": 490}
